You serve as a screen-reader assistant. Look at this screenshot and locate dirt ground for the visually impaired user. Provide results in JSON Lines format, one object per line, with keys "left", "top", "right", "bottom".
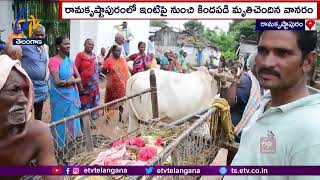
{"left": 41, "top": 83, "right": 106, "bottom": 124}
{"left": 40, "top": 82, "right": 129, "bottom": 139}
{"left": 39, "top": 81, "right": 227, "bottom": 180}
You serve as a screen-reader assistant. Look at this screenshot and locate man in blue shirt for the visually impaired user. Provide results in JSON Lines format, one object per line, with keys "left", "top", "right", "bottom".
{"left": 21, "top": 24, "right": 49, "bottom": 121}
{"left": 226, "top": 60, "right": 252, "bottom": 142}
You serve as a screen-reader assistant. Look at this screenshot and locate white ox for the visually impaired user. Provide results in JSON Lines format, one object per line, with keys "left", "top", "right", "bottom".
{"left": 125, "top": 67, "right": 219, "bottom": 133}
{"left": 127, "top": 61, "right": 134, "bottom": 73}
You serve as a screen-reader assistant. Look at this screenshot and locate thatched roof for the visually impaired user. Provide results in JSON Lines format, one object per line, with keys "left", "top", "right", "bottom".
{"left": 154, "top": 26, "right": 217, "bottom": 49}
{"left": 177, "top": 30, "right": 217, "bottom": 49}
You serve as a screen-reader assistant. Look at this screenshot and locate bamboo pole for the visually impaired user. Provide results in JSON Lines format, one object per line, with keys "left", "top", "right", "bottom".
{"left": 150, "top": 69, "right": 159, "bottom": 119}
{"left": 48, "top": 88, "right": 156, "bottom": 127}
{"left": 81, "top": 114, "right": 94, "bottom": 151}
{"left": 163, "top": 108, "right": 209, "bottom": 128}
{"left": 220, "top": 142, "right": 239, "bottom": 152}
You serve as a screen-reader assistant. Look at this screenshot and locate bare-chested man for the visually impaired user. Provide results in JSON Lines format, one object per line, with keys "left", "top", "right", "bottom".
{"left": 0, "top": 54, "right": 61, "bottom": 180}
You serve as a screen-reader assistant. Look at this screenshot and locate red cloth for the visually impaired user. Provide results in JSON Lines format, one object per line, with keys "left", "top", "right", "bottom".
{"left": 112, "top": 139, "right": 126, "bottom": 148}
{"left": 74, "top": 52, "right": 100, "bottom": 108}
{"left": 75, "top": 52, "right": 97, "bottom": 86}
{"left": 103, "top": 56, "right": 130, "bottom": 103}
{"left": 168, "top": 61, "right": 175, "bottom": 71}
{"left": 128, "top": 53, "right": 139, "bottom": 61}
{"left": 129, "top": 53, "right": 152, "bottom": 75}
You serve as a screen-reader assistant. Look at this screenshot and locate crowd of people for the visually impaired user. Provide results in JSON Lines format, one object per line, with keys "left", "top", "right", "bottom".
{"left": 0, "top": 18, "right": 319, "bottom": 180}
{"left": 0, "top": 21, "right": 194, "bottom": 167}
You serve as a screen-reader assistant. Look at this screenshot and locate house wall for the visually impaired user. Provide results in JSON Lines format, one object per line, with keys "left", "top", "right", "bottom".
{"left": 238, "top": 43, "right": 257, "bottom": 65}
{"left": 70, "top": 20, "right": 98, "bottom": 60}
{"left": 182, "top": 46, "right": 197, "bottom": 64}
{"left": 0, "top": 1, "right": 14, "bottom": 42}
{"left": 154, "top": 29, "right": 220, "bottom": 65}
{"left": 70, "top": 20, "right": 150, "bottom": 60}
{"left": 155, "top": 29, "right": 178, "bottom": 47}
{"left": 239, "top": 44, "right": 257, "bottom": 56}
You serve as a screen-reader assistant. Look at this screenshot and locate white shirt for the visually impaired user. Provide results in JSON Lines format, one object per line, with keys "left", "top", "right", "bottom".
{"left": 97, "top": 54, "right": 106, "bottom": 64}
{"left": 147, "top": 40, "right": 155, "bottom": 54}
{"left": 224, "top": 92, "right": 320, "bottom": 180}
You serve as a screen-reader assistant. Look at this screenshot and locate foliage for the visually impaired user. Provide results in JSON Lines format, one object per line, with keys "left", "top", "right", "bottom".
{"left": 223, "top": 49, "right": 237, "bottom": 60}
{"left": 150, "top": 20, "right": 168, "bottom": 28}
{"left": 183, "top": 20, "right": 257, "bottom": 61}
{"left": 204, "top": 30, "right": 237, "bottom": 59}
{"left": 229, "top": 20, "right": 257, "bottom": 42}
{"left": 190, "top": 36, "right": 205, "bottom": 49}
{"left": 183, "top": 20, "right": 204, "bottom": 35}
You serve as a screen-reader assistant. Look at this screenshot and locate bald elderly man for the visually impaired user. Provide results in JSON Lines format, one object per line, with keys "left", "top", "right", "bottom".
{"left": 0, "top": 55, "right": 60, "bottom": 180}
{"left": 114, "top": 33, "right": 126, "bottom": 56}
{"left": 4, "top": 43, "right": 22, "bottom": 60}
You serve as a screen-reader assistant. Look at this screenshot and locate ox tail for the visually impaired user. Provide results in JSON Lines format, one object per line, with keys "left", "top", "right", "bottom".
{"left": 126, "top": 75, "right": 143, "bottom": 121}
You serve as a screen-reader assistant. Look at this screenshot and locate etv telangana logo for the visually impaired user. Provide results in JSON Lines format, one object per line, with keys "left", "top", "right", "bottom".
{"left": 13, "top": 8, "right": 41, "bottom": 38}
{"left": 12, "top": 9, "right": 43, "bottom": 45}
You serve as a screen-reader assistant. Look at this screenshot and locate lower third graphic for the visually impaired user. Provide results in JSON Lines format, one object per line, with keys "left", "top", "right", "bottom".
{"left": 145, "top": 167, "right": 153, "bottom": 175}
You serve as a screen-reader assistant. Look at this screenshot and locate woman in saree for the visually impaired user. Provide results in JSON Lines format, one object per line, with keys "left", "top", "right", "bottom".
{"left": 49, "top": 36, "right": 82, "bottom": 149}
{"left": 102, "top": 45, "right": 130, "bottom": 121}
{"left": 127, "top": 42, "right": 152, "bottom": 75}
{"left": 75, "top": 39, "right": 100, "bottom": 120}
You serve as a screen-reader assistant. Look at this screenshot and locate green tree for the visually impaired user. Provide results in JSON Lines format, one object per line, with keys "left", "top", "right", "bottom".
{"left": 229, "top": 20, "right": 257, "bottom": 42}
{"left": 150, "top": 20, "right": 168, "bottom": 28}
{"left": 204, "top": 30, "right": 237, "bottom": 59}
{"left": 183, "top": 20, "right": 204, "bottom": 35}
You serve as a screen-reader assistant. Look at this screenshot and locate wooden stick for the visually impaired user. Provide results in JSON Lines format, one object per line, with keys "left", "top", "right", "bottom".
{"left": 220, "top": 141, "right": 239, "bottom": 152}
{"left": 150, "top": 69, "right": 159, "bottom": 119}
{"left": 49, "top": 88, "right": 156, "bottom": 127}
{"left": 163, "top": 108, "right": 210, "bottom": 128}
{"left": 81, "top": 115, "right": 94, "bottom": 151}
